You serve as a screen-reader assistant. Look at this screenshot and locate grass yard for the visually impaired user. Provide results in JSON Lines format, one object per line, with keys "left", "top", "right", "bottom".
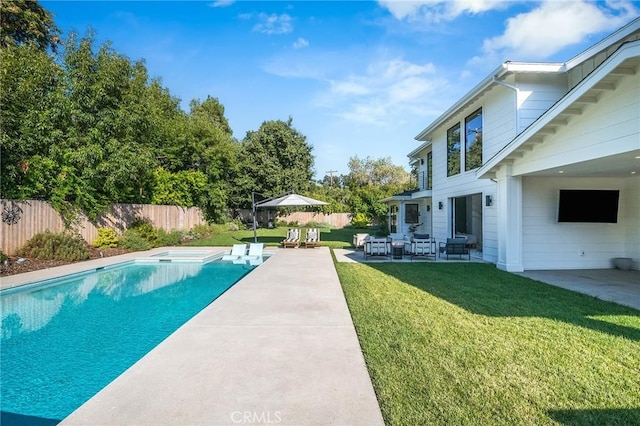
{"left": 186, "top": 226, "right": 365, "bottom": 249}
{"left": 336, "top": 262, "right": 640, "bottom": 425}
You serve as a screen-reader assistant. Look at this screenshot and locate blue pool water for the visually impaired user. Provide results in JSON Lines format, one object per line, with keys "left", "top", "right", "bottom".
{"left": 1, "top": 260, "right": 254, "bottom": 425}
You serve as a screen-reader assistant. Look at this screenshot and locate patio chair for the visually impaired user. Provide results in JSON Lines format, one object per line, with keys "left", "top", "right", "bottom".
{"left": 364, "top": 237, "right": 391, "bottom": 259}
{"left": 304, "top": 228, "right": 321, "bottom": 248}
{"left": 222, "top": 243, "right": 247, "bottom": 261}
{"left": 282, "top": 228, "right": 300, "bottom": 248}
{"left": 352, "top": 233, "right": 369, "bottom": 250}
{"left": 439, "top": 238, "right": 470, "bottom": 260}
{"left": 411, "top": 236, "right": 436, "bottom": 260}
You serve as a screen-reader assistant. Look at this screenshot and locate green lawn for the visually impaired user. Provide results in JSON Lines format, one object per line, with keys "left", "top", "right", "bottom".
{"left": 185, "top": 226, "right": 365, "bottom": 249}
{"left": 336, "top": 262, "right": 640, "bottom": 425}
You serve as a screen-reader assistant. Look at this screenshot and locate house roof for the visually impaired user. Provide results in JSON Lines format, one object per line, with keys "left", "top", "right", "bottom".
{"left": 380, "top": 189, "right": 419, "bottom": 203}
{"left": 477, "top": 40, "right": 640, "bottom": 179}
{"left": 414, "top": 17, "right": 640, "bottom": 143}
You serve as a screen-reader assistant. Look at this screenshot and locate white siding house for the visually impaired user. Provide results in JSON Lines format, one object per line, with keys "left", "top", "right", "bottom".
{"left": 386, "top": 18, "right": 640, "bottom": 272}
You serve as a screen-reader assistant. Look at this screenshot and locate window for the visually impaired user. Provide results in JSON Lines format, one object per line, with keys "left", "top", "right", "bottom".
{"left": 405, "top": 204, "right": 419, "bottom": 223}
{"left": 447, "top": 124, "right": 461, "bottom": 176}
{"left": 465, "top": 108, "right": 482, "bottom": 171}
{"left": 427, "top": 151, "right": 432, "bottom": 189}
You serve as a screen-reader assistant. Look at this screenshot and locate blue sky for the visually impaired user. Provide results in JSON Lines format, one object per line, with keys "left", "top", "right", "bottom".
{"left": 42, "top": 1, "right": 638, "bottom": 179}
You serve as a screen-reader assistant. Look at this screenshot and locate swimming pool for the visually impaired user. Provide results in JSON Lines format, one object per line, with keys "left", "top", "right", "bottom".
{"left": 1, "top": 259, "right": 255, "bottom": 425}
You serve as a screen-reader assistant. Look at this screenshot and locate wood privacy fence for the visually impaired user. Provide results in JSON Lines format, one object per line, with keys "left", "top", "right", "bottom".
{"left": 1, "top": 200, "right": 205, "bottom": 255}
{"left": 1, "top": 200, "right": 351, "bottom": 255}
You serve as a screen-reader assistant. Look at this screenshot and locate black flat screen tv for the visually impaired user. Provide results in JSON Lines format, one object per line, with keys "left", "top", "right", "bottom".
{"left": 557, "top": 189, "right": 619, "bottom": 223}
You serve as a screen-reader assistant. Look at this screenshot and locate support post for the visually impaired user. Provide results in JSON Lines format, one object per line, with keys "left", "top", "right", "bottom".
{"left": 252, "top": 191, "right": 258, "bottom": 243}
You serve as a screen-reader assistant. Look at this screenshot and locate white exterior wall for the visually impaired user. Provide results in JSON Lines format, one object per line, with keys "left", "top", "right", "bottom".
{"left": 514, "top": 74, "right": 567, "bottom": 133}
{"left": 522, "top": 177, "right": 638, "bottom": 270}
{"left": 514, "top": 72, "right": 640, "bottom": 176}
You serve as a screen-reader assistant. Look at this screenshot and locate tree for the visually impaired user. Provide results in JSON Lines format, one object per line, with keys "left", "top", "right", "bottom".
{"left": 344, "top": 156, "right": 410, "bottom": 225}
{"left": 236, "top": 118, "right": 314, "bottom": 206}
{"left": 1, "top": 0, "right": 61, "bottom": 51}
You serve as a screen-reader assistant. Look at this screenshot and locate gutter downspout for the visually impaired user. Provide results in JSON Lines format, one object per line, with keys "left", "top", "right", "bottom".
{"left": 493, "top": 76, "right": 519, "bottom": 137}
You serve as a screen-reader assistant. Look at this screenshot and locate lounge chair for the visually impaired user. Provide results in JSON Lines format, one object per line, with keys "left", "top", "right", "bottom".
{"left": 243, "top": 243, "right": 264, "bottom": 260}
{"left": 304, "top": 228, "right": 321, "bottom": 248}
{"left": 222, "top": 243, "right": 247, "bottom": 261}
{"left": 282, "top": 228, "right": 300, "bottom": 248}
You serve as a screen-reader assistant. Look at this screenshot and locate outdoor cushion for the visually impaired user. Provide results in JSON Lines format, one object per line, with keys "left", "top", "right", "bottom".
{"left": 413, "top": 233, "right": 430, "bottom": 240}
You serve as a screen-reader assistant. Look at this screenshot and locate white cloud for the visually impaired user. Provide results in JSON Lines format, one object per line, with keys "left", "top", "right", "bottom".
{"left": 209, "top": 0, "right": 234, "bottom": 8}
{"left": 377, "top": 0, "right": 508, "bottom": 22}
{"left": 293, "top": 37, "right": 309, "bottom": 49}
{"left": 253, "top": 13, "right": 293, "bottom": 35}
{"left": 477, "top": 0, "right": 639, "bottom": 61}
{"left": 322, "top": 58, "right": 446, "bottom": 125}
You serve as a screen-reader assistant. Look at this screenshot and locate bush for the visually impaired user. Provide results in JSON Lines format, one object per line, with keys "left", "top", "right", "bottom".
{"left": 156, "top": 229, "right": 183, "bottom": 247}
{"left": 129, "top": 218, "right": 157, "bottom": 243}
{"left": 119, "top": 229, "right": 153, "bottom": 251}
{"left": 304, "top": 221, "right": 331, "bottom": 229}
{"left": 17, "top": 231, "right": 89, "bottom": 261}
{"left": 93, "top": 228, "right": 119, "bottom": 248}
{"left": 0, "top": 251, "right": 7, "bottom": 262}
{"left": 351, "top": 212, "right": 370, "bottom": 229}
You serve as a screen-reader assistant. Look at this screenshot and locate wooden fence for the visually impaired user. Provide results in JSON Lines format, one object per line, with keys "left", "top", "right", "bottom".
{"left": 1, "top": 200, "right": 205, "bottom": 255}
{"left": 1, "top": 200, "right": 352, "bottom": 255}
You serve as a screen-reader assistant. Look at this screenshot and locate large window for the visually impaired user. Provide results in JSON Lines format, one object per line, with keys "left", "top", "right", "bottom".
{"left": 405, "top": 204, "right": 419, "bottom": 223}
{"left": 447, "top": 123, "right": 461, "bottom": 177}
{"left": 465, "top": 108, "right": 483, "bottom": 171}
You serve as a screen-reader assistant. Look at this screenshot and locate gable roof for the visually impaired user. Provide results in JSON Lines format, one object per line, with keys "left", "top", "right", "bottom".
{"left": 477, "top": 39, "right": 640, "bottom": 179}
{"left": 414, "top": 17, "right": 640, "bottom": 143}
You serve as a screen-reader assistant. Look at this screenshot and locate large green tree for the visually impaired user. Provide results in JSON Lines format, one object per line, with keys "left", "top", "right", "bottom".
{"left": 344, "top": 156, "right": 410, "bottom": 224}
{"left": 235, "top": 118, "right": 314, "bottom": 207}
{"left": 1, "top": 0, "right": 61, "bottom": 51}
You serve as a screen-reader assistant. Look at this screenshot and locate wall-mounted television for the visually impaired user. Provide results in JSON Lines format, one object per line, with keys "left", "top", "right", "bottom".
{"left": 558, "top": 189, "right": 619, "bottom": 223}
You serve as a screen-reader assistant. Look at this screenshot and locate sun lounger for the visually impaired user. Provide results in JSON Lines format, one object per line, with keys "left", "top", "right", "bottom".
{"left": 304, "top": 228, "right": 321, "bottom": 248}
{"left": 242, "top": 243, "right": 264, "bottom": 260}
{"left": 222, "top": 243, "right": 247, "bottom": 260}
{"left": 282, "top": 228, "right": 300, "bottom": 248}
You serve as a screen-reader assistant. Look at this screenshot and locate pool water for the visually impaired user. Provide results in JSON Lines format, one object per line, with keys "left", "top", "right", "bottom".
{"left": 1, "top": 260, "right": 253, "bottom": 424}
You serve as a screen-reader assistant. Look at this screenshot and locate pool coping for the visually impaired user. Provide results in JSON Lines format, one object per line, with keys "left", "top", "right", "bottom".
{"left": 4, "top": 246, "right": 384, "bottom": 425}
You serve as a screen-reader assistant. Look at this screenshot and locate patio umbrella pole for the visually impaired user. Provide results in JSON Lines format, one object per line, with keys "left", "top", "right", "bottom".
{"left": 252, "top": 191, "right": 258, "bottom": 243}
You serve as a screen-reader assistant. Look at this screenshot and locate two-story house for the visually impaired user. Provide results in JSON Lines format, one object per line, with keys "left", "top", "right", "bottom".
{"left": 384, "top": 17, "right": 639, "bottom": 272}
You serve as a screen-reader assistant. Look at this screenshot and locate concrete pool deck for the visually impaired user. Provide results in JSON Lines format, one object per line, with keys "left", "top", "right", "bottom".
{"left": 47, "top": 247, "right": 384, "bottom": 425}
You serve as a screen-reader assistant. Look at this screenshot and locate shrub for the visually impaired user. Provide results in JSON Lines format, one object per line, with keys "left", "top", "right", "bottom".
{"left": 93, "top": 228, "right": 119, "bottom": 248}
{"left": 128, "top": 218, "right": 157, "bottom": 244}
{"left": 191, "top": 223, "right": 213, "bottom": 239}
{"left": 119, "top": 229, "right": 153, "bottom": 251}
{"left": 0, "top": 251, "right": 7, "bottom": 262}
{"left": 351, "top": 212, "right": 370, "bottom": 229}
{"left": 156, "top": 229, "right": 183, "bottom": 247}
{"left": 304, "top": 221, "right": 331, "bottom": 229}
{"left": 17, "top": 231, "right": 89, "bottom": 261}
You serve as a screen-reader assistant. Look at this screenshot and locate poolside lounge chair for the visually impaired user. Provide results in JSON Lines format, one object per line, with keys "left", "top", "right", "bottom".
{"left": 243, "top": 243, "right": 264, "bottom": 260}
{"left": 304, "top": 228, "right": 320, "bottom": 248}
{"left": 282, "top": 228, "right": 300, "bottom": 248}
{"left": 222, "top": 244, "right": 247, "bottom": 261}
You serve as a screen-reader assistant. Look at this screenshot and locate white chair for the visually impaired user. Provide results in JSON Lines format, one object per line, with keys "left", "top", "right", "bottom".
{"left": 242, "top": 243, "right": 264, "bottom": 260}
{"left": 352, "top": 233, "right": 369, "bottom": 250}
{"left": 364, "top": 238, "right": 390, "bottom": 259}
{"left": 222, "top": 244, "right": 246, "bottom": 261}
{"left": 411, "top": 238, "right": 436, "bottom": 260}
{"left": 304, "top": 228, "right": 320, "bottom": 248}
